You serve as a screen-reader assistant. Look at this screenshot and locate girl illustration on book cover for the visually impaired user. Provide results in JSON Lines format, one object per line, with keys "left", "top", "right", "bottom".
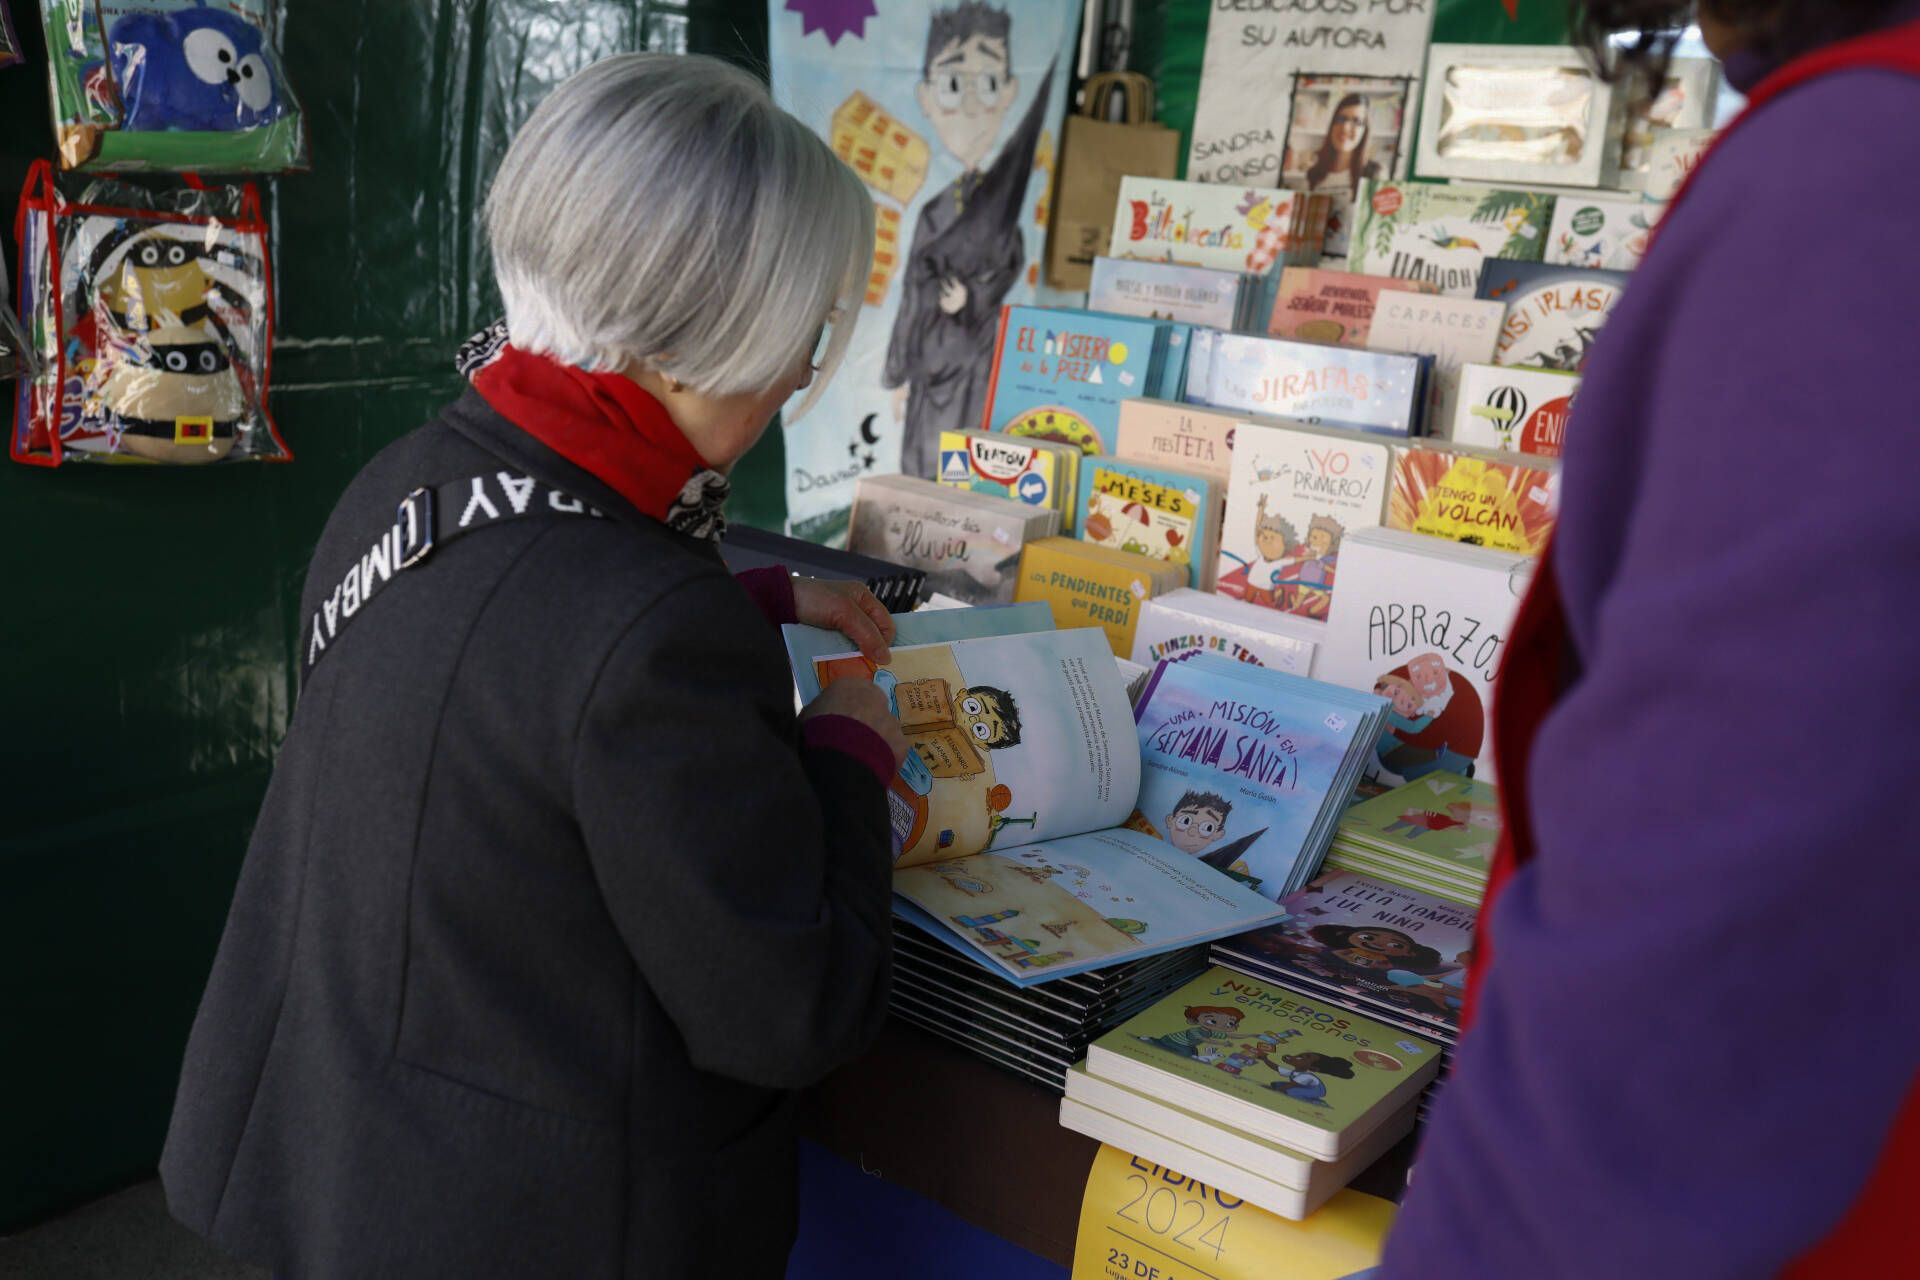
{"left": 1267, "top": 1050, "right": 1355, "bottom": 1106}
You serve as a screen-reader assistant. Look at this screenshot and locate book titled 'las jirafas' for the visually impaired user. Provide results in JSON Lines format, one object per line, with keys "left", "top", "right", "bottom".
{"left": 1347, "top": 178, "right": 1553, "bottom": 297}
{"left": 1088, "top": 967, "right": 1441, "bottom": 1160}
{"left": 1076, "top": 456, "right": 1220, "bottom": 590}
{"left": 1386, "top": 442, "right": 1559, "bottom": 556}
{"left": 1185, "top": 331, "right": 1427, "bottom": 438}
{"left": 1477, "top": 260, "right": 1631, "bottom": 372}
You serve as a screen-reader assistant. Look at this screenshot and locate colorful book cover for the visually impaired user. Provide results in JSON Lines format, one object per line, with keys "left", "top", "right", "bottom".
{"left": 987, "top": 306, "right": 1165, "bottom": 455}
{"left": 892, "top": 827, "right": 1286, "bottom": 986}
{"left": 1185, "top": 334, "right": 1425, "bottom": 438}
{"left": 1266, "top": 268, "right": 1435, "bottom": 348}
{"left": 1341, "top": 772, "right": 1503, "bottom": 879}
{"left": 1107, "top": 177, "right": 1307, "bottom": 275}
{"left": 1315, "top": 528, "right": 1530, "bottom": 788}
{"left": 936, "top": 429, "right": 1079, "bottom": 532}
{"left": 1076, "top": 458, "right": 1216, "bottom": 589}
{"left": 1346, "top": 179, "right": 1553, "bottom": 298}
{"left": 1386, "top": 445, "right": 1558, "bottom": 555}
{"left": 1218, "top": 869, "right": 1478, "bottom": 1038}
{"left": 1450, "top": 363, "right": 1580, "bottom": 457}
{"left": 1477, "top": 261, "right": 1631, "bottom": 372}
{"left": 1088, "top": 257, "right": 1246, "bottom": 330}
{"left": 1126, "top": 660, "right": 1369, "bottom": 899}
{"left": 1364, "top": 292, "right": 1506, "bottom": 433}
{"left": 1014, "top": 537, "right": 1186, "bottom": 658}
{"left": 1129, "top": 589, "right": 1319, "bottom": 677}
{"left": 1546, "top": 195, "right": 1662, "bottom": 271}
{"left": 813, "top": 628, "right": 1138, "bottom": 867}
{"left": 1215, "top": 423, "right": 1391, "bottom": 621}
{"left": 1115, "top": 399, "right": 1240, "bottom": 486}
{"left": 848, "top": 475, "right": 1058, "bottom": 606}
{"left": 1089, "top": 967, "right": 1441, "bottom": 1156}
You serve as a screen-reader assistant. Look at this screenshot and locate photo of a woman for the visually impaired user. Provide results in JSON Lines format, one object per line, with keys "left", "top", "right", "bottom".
{"left": 1304, "top": 92, "right": 1383, "bottom": 196}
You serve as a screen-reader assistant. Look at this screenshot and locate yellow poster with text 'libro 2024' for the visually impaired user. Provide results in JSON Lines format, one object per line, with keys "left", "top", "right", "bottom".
{"left": 1072, "top": 1144, "right": 1395, "bottom": 1280}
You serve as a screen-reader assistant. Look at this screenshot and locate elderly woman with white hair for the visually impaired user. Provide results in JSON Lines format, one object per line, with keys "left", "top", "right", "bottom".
{"left": 159, "top": 54, "right": 908, "bottom": 1279}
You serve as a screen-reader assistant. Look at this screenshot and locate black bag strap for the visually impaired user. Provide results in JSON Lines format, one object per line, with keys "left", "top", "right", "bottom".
{"left": 302, "top": 470, "right": 603, "bottom": 675}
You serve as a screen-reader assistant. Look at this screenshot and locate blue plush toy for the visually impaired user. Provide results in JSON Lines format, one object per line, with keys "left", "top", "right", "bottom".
{"left": 108, "top": 2, "right": 284, "bottom": 132}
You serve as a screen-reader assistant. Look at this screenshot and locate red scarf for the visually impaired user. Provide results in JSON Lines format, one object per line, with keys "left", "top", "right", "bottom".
{"left": 468, "top": 340, "right": 726, "bottom": 533}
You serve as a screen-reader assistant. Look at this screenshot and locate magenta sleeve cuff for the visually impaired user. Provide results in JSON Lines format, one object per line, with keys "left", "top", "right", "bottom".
{"left": 799, "top": 714, "right": 898, "bottom": 788}
{"left": 733, "top": 565, "right": 797, "bottom": 626}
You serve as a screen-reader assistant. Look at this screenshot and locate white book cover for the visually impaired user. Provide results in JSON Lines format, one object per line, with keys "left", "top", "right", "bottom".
{"left": 1129, "top": 588, "right": 1321, "bottom": 676}
{"left": 1214, "top": 422, "right": 1391, "bottom": 623}
{"left": 1545, "top": 194, "right": 1662, "bottom": 270}
{"left": 1315, "top": 527, "right": 1531, "bottom": 788}
{"left": 1365, "top": 292, "right": 1505, "bottom": 435}
{"left": 1088, "top": 257, "right": 1246, "bottom": 329}
{"left": 1184, "top": 4, "right": 1436, "bottom": 188}
{"left": 1450, "top": 362, "right": 1581, "bottom": 456}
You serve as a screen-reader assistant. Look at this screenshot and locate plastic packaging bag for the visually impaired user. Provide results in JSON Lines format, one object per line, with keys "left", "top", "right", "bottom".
{"left": 11, "top": 159, "right": 289, "bottom": 466}
{"left": 38, "top": 0, "right": 307, "bottom": 172}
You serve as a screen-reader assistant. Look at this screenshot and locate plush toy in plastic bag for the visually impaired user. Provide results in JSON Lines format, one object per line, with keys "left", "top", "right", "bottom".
{"left": 11, "top": 160, "right": 289, "bottom": 465}
{"left": 37, "top": 0, "right": 306, "bottom": 172}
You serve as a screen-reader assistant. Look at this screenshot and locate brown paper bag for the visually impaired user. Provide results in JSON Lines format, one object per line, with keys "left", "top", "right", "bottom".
{"left": 1045, "top": 72, "right": 1181, "bottom": 291}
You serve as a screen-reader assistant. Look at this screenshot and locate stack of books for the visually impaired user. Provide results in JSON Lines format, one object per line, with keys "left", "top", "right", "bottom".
{"left": 1088, "top": 256, "right": 1263, "bottom": 332}
{"left": 1324, "top": 773, "right": 1502, "bottom": 905}
{"left": 889, "top": 916, "right": 1210, "bottom": 1092}
{"left": 1060, "top": 966, "right": 1439, "bottom": 1218}
{"left": 848, "top": 474, "right": 1060, "bottom": 606}
{"left": 1211, "top": 867, "right": 1478, "bottom": 1121}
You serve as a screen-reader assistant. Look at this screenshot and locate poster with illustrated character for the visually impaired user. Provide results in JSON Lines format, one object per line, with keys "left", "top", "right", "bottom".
{"left": 1126, "top": 656, "right": 1370, "bottom": 903}
{"left": 1315, "top": 526, "right": 1531, "bottom": 789}
{"left": 770, "top": 0, "right": 1078, "bottom": 542}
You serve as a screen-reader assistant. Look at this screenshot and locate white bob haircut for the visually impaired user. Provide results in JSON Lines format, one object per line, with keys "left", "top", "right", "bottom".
{"left": 487, "top": 53, "right": 872, "bottom": 419}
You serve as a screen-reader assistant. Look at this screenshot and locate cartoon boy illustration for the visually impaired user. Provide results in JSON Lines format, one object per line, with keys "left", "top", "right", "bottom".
{"left": 954, "top": 684, "right": 1021, "bottom": 750}
{"left": 1164, "top": 789, "right": 1233, "bottom": 857}
{"left": 884, "top": 2, "right": 1054, "bottom": 481}
{"left": 1268, "top": 1050, "right": 1356, "bottom": 1106}
{"left": 1140, "top": 1005, "right": 1244, "bottom": 1058}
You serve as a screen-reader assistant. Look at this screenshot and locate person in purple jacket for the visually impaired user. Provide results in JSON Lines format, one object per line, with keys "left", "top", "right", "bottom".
{"left": 1371, "top": 2, "right": 1920, "bottom": 1276}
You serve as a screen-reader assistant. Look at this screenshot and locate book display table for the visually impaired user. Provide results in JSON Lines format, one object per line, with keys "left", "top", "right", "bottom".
{"left": 800, "top": 1019, "right": 1418, "bottom": 1267}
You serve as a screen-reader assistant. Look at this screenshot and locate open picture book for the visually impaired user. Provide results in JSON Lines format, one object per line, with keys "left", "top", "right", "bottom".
{"left": 784, "top": 606, "right": 1388, "bottom": 987}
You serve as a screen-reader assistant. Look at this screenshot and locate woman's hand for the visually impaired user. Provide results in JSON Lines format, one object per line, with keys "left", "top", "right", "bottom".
{"left": 793, "top": 577, "right": 895, "bottom": 664}
{"left": 801, "top": 679, "right": 909, "bottom": 769}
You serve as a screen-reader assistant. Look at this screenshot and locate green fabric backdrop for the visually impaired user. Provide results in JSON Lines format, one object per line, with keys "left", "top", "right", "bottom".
{"left": 0, "top": 0, "right": 1569, "bottom": 1230}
